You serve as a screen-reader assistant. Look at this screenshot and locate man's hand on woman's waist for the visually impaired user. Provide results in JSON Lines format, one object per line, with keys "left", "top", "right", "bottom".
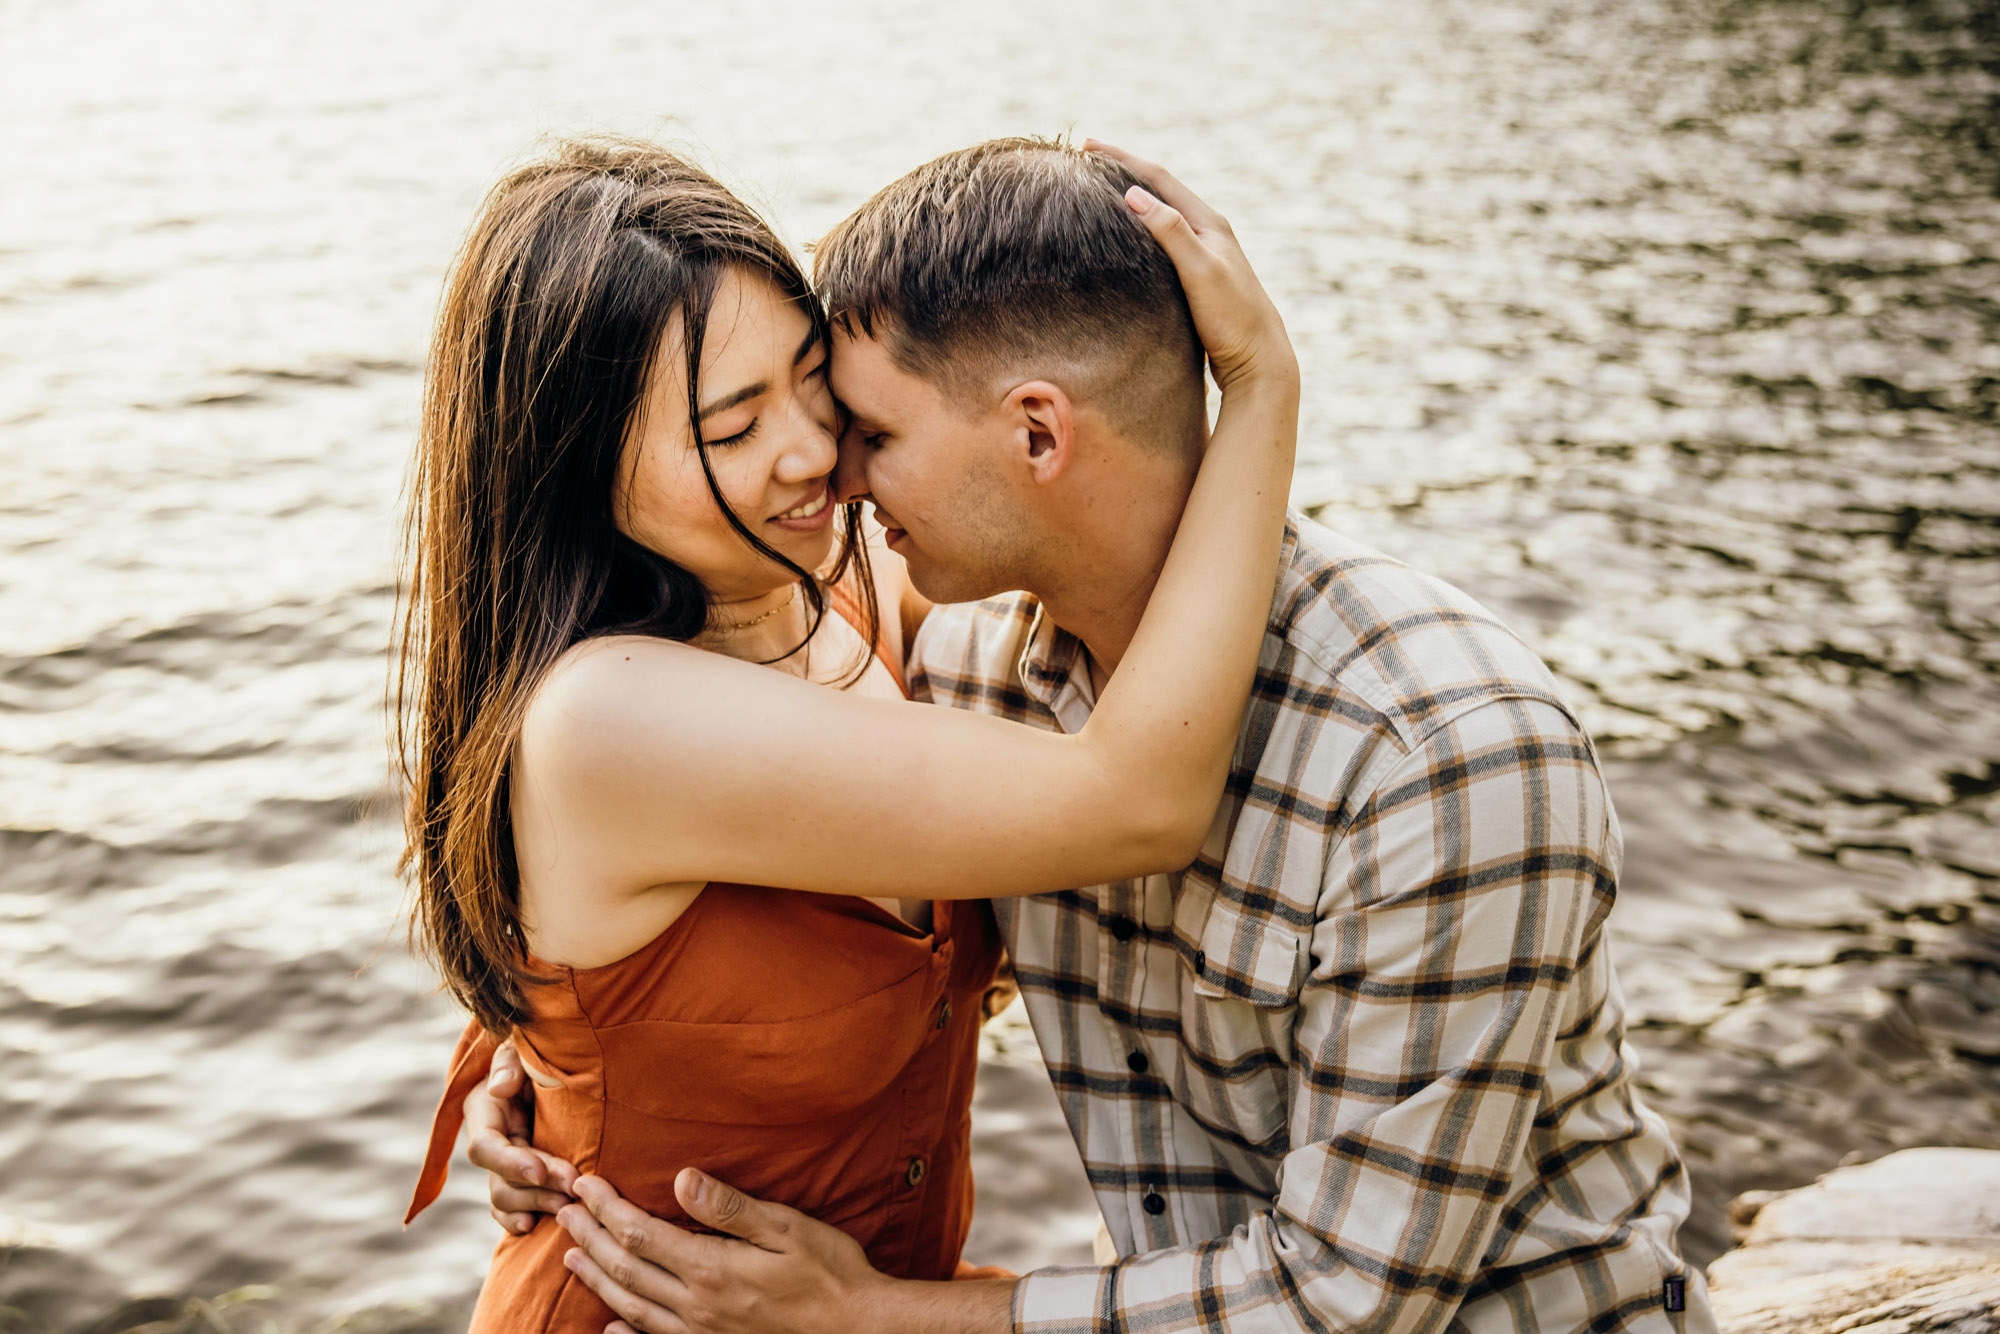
{"left": 465, "top": 1037, "right": 579, "bottom": 1233}
{"left": 561, "top": 1170, "right": 1015, "bottom": 1334}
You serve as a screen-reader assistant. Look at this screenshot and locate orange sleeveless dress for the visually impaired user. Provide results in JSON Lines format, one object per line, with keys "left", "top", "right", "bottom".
{"left": 405, "top": 590, "right": 1006, "bottom": 1334}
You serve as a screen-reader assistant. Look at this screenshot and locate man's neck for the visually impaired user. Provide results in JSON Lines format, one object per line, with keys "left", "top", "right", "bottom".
{"left": 1028, "top": 468, "right": 1191, "bottom": 694}
{"left": 1055, "top": 562, "right": 1160, "bottom": 697}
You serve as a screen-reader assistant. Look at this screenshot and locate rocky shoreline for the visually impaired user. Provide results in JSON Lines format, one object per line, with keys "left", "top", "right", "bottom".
{"left": 1709, "top": 1148, "right": 2000, "bottom": 1333}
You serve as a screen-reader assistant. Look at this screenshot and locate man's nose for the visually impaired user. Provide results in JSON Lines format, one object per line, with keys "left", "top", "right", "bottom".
{"left": 832, "top": 429, "right": 872, "bottom": 505}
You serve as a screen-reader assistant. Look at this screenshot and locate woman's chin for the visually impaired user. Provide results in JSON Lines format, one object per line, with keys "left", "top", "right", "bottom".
{"left": 707, "top": 533, "right": 836, "bottom": 598}
{"left": 773, "top": 523, "right": 837, "bottom": 573}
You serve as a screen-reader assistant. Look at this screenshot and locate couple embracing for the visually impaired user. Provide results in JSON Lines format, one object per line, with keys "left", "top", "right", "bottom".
{"left": 397, "top": 135, "right": 1713, "bottom": 1334}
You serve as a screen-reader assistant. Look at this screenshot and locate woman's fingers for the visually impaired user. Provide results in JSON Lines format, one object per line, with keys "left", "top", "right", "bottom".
{"left": 1121, "top": 187, "right": 1224, "bottom": 282}
{"left": 1092, "top": 141, "right": 1294, "bottom": 392}
{"left": 1119, "top": 185, "right": 1269, "bottom": 388}
{"left": 1083, "top": 139, "right": 1221, "bottom": 231}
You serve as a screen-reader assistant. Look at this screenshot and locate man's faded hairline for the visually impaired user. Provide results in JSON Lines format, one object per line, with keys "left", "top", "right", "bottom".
{"left": 830, "top": 301, "right": 1126, "bottom": 417}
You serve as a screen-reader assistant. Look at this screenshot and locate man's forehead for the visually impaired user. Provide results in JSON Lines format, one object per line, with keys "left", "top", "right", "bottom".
{"left": 830, "top": 325, "right": 929, "bottom": 420}
{"left": 830, "top": 322, "right": 891, "bottom": 365}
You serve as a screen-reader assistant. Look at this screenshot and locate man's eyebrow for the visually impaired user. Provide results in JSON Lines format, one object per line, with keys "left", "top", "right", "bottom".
{"left": 793, "top": 327, "right": 823, "bottom": 365}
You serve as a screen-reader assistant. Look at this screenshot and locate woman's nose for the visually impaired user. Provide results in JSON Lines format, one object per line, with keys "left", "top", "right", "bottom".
{"left": 774, "top": 401, "right": 839, "bottom": 482}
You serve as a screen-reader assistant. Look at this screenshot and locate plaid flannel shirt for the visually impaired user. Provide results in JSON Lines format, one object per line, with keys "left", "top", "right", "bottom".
{"left": 911, "top": 515, "right": 1714, "bottom": 1334}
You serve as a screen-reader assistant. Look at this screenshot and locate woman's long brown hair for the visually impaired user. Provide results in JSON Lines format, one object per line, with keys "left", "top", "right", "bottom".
{"left": 396, "top": 138, "right": 875, "bottom": 1035}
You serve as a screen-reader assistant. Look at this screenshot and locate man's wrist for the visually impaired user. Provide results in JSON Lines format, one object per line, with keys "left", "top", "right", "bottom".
{"left": 863, "top": 1274, "right": 1016, "bottom": 1334}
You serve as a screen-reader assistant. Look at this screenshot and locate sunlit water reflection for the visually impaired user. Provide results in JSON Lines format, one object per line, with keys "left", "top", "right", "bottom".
{"left": 2, "top": 0, "right": 1995, "bottom": 1327}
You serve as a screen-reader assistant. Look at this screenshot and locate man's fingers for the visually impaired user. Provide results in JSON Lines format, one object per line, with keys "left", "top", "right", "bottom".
{"left": 471, "top": 1134, "right": 577, "bottom": 1236}
{"left": 467, "top": 1128, "right": 549, "bottom": 1187}
{"left": 464, "top": 1070, "right": 520, "bottom": 1137}
{"left": 528, "top": 1146, "right": 582, "bottom": 1194}
{"left": 492, "top": 1181, "right": 574, "bottom": 1217}
{"left": 465, "top": 1044, "right": 545, "bottom": 1180}
{"left": 466, "top": 1131, "right": 538, "bottom": 1183}
{"left": 491, "top": 1208, "right": 538, "bottom": 1236}
{"left": 490, "top": 1036, "right": 527, "bottom": 1080}
{"left": 559, "top": 1197, "right": 700, "bottom": 1323}
{"left": 562, "top": 1244, "right": 689, "bottom": 1334}
{"left": 676, "top": 1169, "right": 798, "bottom": 1251}
{"left": 484, "top": 1039, "right": 534, "bottom": 1138}
{"left": 571, "top": 1177, "right": 705, "bottom": 1273}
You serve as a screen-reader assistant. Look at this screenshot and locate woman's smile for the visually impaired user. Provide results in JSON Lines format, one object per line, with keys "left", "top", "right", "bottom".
{"left": 770, "top": 479, "right": 834, "bottom": 532}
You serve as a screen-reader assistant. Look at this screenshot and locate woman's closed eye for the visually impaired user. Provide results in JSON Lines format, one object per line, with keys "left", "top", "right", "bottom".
{"left": 709, "top": 418, "right": 761, "bottom": 448}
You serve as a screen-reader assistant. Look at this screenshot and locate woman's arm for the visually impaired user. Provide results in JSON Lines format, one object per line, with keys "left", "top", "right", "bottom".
{"left": 520, "top": 151, "right": 1297, "bottom": 903}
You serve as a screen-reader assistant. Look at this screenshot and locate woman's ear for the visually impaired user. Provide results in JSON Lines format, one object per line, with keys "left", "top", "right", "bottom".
{"left": 1002, "top": 380, "right": 1076, "bottom": 484}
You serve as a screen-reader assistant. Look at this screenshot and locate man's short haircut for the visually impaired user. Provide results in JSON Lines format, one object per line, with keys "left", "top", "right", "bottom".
{"left": 813, "top": 137, "right": 1206, "bottom": 458}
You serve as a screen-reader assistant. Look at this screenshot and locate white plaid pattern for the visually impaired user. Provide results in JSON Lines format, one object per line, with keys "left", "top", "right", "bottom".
{"left": 912, "top": 515, "right": 1715, "bottom": 1334}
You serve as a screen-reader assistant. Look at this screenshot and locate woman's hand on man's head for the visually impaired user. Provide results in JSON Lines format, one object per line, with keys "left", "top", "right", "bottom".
{"left": 1083, "top": 140, "right": 1299, "bottom": 396}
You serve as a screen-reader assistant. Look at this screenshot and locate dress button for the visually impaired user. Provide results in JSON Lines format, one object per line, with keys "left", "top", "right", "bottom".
{"left": 1109, "top": 915, "right": 1137, "bottom": 943}
{"left": 1142, "top": 1191, "right": 1166, "bottom": 1216}
{"left": 1126, "top": 1050, "right": 1149, "bottom": 1075}
{"left": 935, "top": 999, "right": 953, "bottom": 1030}
{"left": 1192, "top": 948, "right": 1207, "bottom": 975}
{"left": 905, "top": 1157, "right": 926, "bottom": 1188}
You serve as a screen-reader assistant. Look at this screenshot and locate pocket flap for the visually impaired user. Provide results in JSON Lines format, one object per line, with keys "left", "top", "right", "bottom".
{"left": 1178, "top": 889, "right": 1307, "bottom": 1008}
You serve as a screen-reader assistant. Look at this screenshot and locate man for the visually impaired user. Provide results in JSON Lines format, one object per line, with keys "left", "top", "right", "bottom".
{"left": 468, "top": 139, "right": 1713, "bottom": 1333}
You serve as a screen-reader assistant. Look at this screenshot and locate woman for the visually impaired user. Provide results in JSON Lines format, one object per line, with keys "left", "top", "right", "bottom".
{"left": 399, "top": 137, "right": 1297, "bottom": 1333}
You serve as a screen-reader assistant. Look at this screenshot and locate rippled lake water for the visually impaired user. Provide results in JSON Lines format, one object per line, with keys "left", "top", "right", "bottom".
{"left": 3, "top": 0, "right": 1996, "bottom": 1328}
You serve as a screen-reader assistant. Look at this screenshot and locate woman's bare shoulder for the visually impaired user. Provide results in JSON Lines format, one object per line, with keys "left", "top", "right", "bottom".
{"left": 522, "top": 634, "right": 749, "bottom": 760}
{"left": 537, "top": 632, "right": 701, "bottom": 697}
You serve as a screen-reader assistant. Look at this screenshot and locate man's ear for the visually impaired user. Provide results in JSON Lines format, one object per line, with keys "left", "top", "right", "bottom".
{"left": 1002, "top": 380, "right": 1076, "bottom": 484}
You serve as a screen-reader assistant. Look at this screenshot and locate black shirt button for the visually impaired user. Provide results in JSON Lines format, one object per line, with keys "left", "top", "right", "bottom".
{"left": 1192, "top": 949, "right": 1207, "bottom": 975}
{"left": 935, "top": 999, "right": 953, "bottom": 1030}
{"left": 1142, "top": 1191, "right": 1167, "bottom": 1216}
{"left": 905, "top": 1157, "right": 926, "bottom": 1188}
{"left": 1126, "top": 1050, "right": 1149, "bottom": 1075}
{"left": 1109, "top": 915, "right": 1137, "bottom": 942}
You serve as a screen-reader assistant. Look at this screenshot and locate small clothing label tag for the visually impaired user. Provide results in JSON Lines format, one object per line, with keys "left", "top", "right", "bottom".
{"left": 1663, "top": 1275, "right": 1686, "bottom": 1312}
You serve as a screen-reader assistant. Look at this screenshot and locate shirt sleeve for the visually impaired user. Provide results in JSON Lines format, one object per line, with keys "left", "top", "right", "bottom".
{"left": 1013, "top": 696, "right": 1614, "bottom": 1333}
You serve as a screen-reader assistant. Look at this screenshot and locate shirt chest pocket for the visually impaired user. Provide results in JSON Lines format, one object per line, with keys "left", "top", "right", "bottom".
{"left": 1168, "top": 890, "right": 1306, "bottom": 1154}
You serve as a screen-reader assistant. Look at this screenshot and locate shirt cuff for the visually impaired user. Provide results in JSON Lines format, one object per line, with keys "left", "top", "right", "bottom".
{"left": 1011, "top": 1264, "right": 1114, "bottom": 1334}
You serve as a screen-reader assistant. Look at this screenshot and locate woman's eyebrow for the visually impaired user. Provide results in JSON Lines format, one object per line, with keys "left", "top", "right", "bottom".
{"left": 699, "top": 331, "right": 823, "bottom": 420}
{"left": 793, "top": 327, "right": 824, "bottom": 365}
{"left": 698, "top": 382, "right": 764, "bottom": 421}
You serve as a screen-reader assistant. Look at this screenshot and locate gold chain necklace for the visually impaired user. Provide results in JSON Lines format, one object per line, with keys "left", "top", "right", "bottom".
{"left": 713, "top": 583, "right": 798, "bottom": 632}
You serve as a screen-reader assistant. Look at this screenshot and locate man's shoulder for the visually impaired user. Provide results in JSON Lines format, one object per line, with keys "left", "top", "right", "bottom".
{"left": 907, "top": 592, "right": 1040, "bottom": 712}
{"left": 1273, "top": 513, "right": 1582, "bottom": 749}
